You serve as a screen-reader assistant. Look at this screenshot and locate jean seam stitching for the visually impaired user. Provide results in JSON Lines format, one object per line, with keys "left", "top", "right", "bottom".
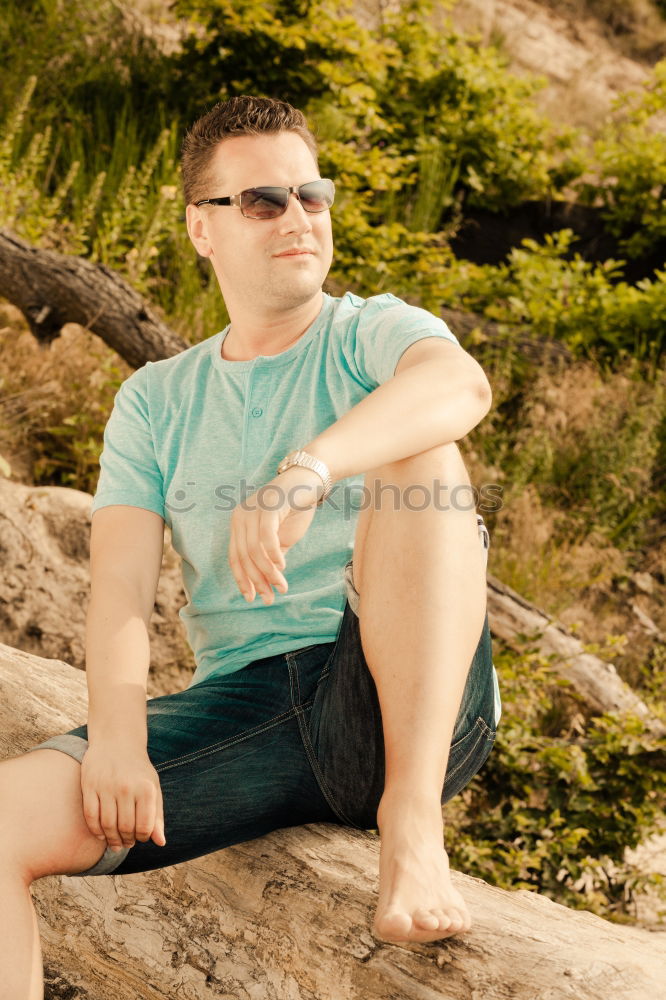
{"left": 285, "top": 651, "right": 360, "bottom": 828}
{"left": 445, "top": 718, "right": 488, "bottom": 783}
{"left": 450, "top": 712, "right": 493, "bottom": 752}
{"left": 74, "top": 708, "right": 301, "bottom": 876}
{"left": 154, "top": 706, "right": 298, "bottom": 773}
{"left": 288, "top": 648, "right": 301, "bottom": 707}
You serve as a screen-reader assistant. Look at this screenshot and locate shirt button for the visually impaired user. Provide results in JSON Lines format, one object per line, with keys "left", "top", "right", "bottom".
{"left": 251, "top": 407, "right": 263, "bottom": 417}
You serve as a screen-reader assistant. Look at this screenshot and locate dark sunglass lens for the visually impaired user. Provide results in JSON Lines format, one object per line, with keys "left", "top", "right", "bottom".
{"left": 299, "top": 180, "right": 334, "bottom": 212}
{"left": 242, "top": 188, "right": 288, "bottom": 219}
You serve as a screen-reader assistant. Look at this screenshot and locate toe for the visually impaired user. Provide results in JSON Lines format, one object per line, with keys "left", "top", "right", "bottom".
{"left": 444, "top": 907, "right": 467, "bottom": 933}
{"left": 431, "top": 907, "right": 452, "bottom": 929}
{"left": 413, "top": 908, "right": 440, "bottom": 929}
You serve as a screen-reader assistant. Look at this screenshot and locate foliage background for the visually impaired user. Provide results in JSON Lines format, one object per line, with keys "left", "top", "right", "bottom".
{"left": 0, "top": 0, "right": 665, "bottom": 924}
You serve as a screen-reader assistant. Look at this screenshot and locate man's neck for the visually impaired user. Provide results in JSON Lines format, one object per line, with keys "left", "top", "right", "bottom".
{"left": 221, "top": 293, "right": 324, "bottom": 362}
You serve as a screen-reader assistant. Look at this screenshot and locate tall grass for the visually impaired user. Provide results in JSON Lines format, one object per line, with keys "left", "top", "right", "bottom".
{"left": 0, "top": 77, "right": 227, "bottom": 339}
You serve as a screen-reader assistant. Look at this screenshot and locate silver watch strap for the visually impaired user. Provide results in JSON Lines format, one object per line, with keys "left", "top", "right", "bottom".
{"left": 277, "top": 450, "right": 333, "bottom": 504}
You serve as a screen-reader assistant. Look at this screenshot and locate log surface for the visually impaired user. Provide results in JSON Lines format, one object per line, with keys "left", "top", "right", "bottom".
{"left": 1, "top": 642, "right": 664, "bottom": 1000}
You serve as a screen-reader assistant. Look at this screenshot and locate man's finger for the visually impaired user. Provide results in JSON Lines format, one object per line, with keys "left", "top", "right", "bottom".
{"left": 229, "top": 520, "right": 254, "bottom": 599}
{"left": 98, "top": 795, "right": 122, "bottom": 850}
{"left": 257, "top": 517, "right": 289, "bottom": 584}
{"left": 246, "top": 518, "right": 278, "bottom": 577}
{"left": 116, "top": 795, "right": 136, "bottom": 848}
{"left": 135, "top": 788, "right": 156, "bottom": 843}
{"left": 82, "top": 789, "right": 106, "bottom": 840}
{"left": 257, "top": 519, "right": 287, "bottom": 576}
{"left": 245, "top": 520, "right": 281, "bottom": 596}
{"left": 236, "top": 548, "right": 268, "bottom": 600}
{"left": 154, "top": 789, "right": 167, "bottom": 846}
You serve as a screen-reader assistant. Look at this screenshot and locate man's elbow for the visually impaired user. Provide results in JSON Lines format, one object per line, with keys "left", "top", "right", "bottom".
{"left": 465, "top": 362, "right": 492, "bottom": 420}
{"left": 453, "top": 373, "right": 491, "bottom": 442}
{"left": 476, "top": 372, "right": 493, "bottom": 414}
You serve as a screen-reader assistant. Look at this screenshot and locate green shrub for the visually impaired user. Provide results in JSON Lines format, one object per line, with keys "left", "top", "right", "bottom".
{"left": 457, "top": 229, "right": 666, "bottom": 369}
{"left": 31, "top": 355, "right": 126, "bottom": 492}
{"left": 0, "top": 77, "right": 226, "bottom": 338}
{"left": 173, "top": 0, "right": 575, "bottom": 231}
{"left": 0, "top": 0, "right": 170, "bottom": 168}
{"left": 447, "top": 638, "right": 666, "bottom": 921}
{"left": 574, "top": 60, "right": 666, "bottom": 257}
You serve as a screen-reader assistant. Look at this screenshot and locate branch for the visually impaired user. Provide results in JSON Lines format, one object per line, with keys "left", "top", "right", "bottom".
{"left": 0, "top": 228, "right": 188, "bottom": 368}
{"left": 487, "top": 572, "right": 666, "bottom": 737}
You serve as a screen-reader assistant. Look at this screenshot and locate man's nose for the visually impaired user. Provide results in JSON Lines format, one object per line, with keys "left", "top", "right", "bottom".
{"left": 278, "top": 192, "right": 314, "bottom": 232}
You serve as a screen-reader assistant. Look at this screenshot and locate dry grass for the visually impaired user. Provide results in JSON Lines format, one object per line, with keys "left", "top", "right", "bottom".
{"left": 467, "top": 355, "right": 666, "bottom": 689}
{"left": 0, "top": 304, "right": 132, "bottom": 489}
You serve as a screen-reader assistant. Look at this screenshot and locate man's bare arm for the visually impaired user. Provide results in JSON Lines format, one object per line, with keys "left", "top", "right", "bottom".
{"left": 86, "top": 504, "right": 164, "bottom": 746}
{"left": 304, "top": 338, "right": 491, "bottom": 485}
{"left": 82, "top": 504, "right": 167, "bottom": 850}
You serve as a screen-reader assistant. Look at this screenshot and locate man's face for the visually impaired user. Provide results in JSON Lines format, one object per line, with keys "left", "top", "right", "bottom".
{"left": 186, "top": 131, "right": 334, "bottom": 316}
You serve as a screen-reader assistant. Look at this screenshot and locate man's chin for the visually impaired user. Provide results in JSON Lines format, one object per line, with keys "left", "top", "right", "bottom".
{"left": 266, "top": 273, "right": 327, "bottom": 309}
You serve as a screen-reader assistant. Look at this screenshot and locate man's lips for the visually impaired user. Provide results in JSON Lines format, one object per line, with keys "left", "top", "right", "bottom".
{"left": 274, "top": 249, "right": 315, "bottom": 257}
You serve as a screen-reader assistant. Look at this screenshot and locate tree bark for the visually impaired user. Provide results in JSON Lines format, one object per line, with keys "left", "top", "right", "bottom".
{"left": 1, "top": 642, "right": 664, "bottom": 1000}
{"left": 0, "top": 228, "right": 188, "bottom": 368}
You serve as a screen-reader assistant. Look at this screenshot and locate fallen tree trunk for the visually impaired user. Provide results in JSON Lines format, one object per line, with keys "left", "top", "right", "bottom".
{"left": 1, "top": 642, "right": 665, "bottom": 1000}
{"left": 486, "top": 573, "right": 666, "bottom": 737}
{"left": 0, "top": 228, "right": 188, "bottom": 367}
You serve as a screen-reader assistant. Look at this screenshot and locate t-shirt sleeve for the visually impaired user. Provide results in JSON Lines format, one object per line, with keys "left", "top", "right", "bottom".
{"left": 350, "top": 293, "right": 461, "bottom": 389}
{"left": 90, "top": 364, "right": 165, "bottom": 519}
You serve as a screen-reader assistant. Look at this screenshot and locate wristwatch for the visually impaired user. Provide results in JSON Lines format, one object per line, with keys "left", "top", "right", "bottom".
{"left": 276, "top": 449, "right": 333, "bottom": 505}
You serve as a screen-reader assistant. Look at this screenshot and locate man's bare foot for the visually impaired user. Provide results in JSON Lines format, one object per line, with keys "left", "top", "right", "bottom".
{"left": 372, "top": 792, "right": 471, "bottom": 944}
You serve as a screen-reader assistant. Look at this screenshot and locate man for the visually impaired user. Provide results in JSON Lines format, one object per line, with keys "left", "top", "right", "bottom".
{"left": 0, "top": 95, "right": 500, "bottom": 997}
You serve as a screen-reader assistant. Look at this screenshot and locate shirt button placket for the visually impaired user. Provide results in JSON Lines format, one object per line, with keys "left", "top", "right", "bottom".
{"left": 245, "top": 364, "right": 269, "bottom": 473}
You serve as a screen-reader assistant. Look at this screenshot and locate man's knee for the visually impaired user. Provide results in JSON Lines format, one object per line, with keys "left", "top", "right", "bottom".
{"left": 362, "top": 443, "right": 468, "bottom": 492}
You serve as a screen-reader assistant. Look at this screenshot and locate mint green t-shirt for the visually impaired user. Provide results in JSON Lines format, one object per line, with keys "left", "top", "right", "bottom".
{"left": 91, "top": 289, "right": 500, "bottom": 722}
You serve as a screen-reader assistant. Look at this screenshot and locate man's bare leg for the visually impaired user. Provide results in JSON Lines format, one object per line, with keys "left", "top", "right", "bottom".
{"left": 352, "top": 442, "right": 487, "bottom": 944}
{"left": 0, "top": 749, "right": 109, "bottom": 1000}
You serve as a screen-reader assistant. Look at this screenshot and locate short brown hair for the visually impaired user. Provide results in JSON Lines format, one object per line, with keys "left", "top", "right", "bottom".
{"left": 180, "top": 95, "right": 320, "bottom": 206}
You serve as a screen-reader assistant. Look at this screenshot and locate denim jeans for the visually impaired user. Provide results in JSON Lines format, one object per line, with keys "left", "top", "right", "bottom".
{"left": 26, "top": 515, "right": 497, "bottom": 877}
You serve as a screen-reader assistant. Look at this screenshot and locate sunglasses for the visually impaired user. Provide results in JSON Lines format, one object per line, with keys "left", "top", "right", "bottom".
{"left": 195, "top": 178, "right": 335, "bottom": 220}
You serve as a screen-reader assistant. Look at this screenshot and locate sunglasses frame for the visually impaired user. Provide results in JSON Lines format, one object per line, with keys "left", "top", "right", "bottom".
{"left": 194, "top": 178, "right": 335, "bottom": 219}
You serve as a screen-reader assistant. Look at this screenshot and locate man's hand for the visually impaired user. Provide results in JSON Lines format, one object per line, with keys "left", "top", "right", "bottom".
{"left": 228, "top": 466, "right": 323, "bottom": 604}
{"left": 80, "top": 743, "right": 166, "bottom": 852}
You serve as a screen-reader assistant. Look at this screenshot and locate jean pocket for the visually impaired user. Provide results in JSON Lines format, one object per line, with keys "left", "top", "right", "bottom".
{"left": 315, "top": 644, "right": 337, "bottom": 688}
{"left": 288, "top": 639, "right": 338, "bottom": 709}
{"left": 314, "top": 602, "right": 354, "bottom": 689}
{"left": 442, "top": 715, "right": 496, "bottom": 804}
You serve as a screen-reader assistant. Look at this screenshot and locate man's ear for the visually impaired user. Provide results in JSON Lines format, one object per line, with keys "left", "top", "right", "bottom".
{"left": 185, "top": 203, "right": 213, "bottom": 258}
